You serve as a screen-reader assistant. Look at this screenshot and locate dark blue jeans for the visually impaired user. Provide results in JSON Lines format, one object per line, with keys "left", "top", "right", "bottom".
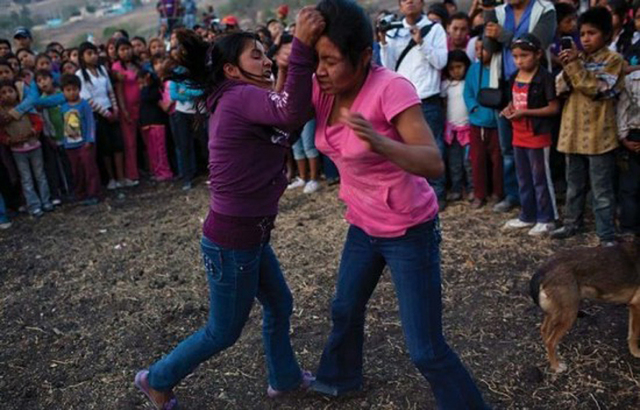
{"left": 495, "top": 112, "right": 520, "bottom": 204}
{"left": 514, "top": 147, "right": 558, "bottom": 223}
{"left": 172, "top": 112, "right": 198, "bottom": 183}
{"left": 422, "top": 100, "right": 446, "bottom": 200}
{"left": 316, "top": 220, "right": 488, "bottom": 409}
{"left": 148, "top": 237, "right": 302, "bottom": 392}
{"left": 447, "top": 140, "right": 473, "bottom": 194}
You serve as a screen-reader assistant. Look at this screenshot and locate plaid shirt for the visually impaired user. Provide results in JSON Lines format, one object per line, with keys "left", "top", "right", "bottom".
{"left": 617, "top": 70, "right": 640, "bottom": 140}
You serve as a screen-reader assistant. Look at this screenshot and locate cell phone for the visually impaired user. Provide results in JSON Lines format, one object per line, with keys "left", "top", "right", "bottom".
{"left": 560, "top": 36, "right": 574, "bottom": 51}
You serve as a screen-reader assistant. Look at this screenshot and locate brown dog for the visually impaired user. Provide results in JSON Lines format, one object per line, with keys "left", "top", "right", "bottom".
{"left": 529, "top": 240, "right": 640, "bottom": 372}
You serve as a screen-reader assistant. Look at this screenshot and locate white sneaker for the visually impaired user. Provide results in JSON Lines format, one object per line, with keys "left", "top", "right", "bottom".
{"left": 52, "top": 198, "right": 62, "bottom": 206}
{"left": 287, "top": 177, "right": 305, "bottom": 190}
{"left": 303, "top": 180, "right": 320, "bottom": 194}
{"left": 107, "top": 179, "right": 118, "bottom": 190}
{"left": 122, "top": 179, "right": 139, "bottom": 188}
{"left": 503, "top": 218, "right": 535, "bottom": 229}
{"left": 528, "top": 222, "right": 556, "bottom": 236}
{"left": 0, "top": 222, "right": 11, "bottom": 230}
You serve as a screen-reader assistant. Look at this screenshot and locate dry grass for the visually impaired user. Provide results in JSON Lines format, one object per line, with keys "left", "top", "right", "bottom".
{"left": 0, "top": 179, "right": 639, "bottom": 409}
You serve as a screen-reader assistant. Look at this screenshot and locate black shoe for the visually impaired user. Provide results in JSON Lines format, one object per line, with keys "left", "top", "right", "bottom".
{"left": 550, "top": 225, "right": 578, "bottom": 240}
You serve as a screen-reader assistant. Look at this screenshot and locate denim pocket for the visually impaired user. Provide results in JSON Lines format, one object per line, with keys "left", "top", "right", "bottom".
{"left": 202, "top": 248, "right": 223, "bottom": 282}
{"left": 232, "top": 247, "right": 262, "bottom": 274}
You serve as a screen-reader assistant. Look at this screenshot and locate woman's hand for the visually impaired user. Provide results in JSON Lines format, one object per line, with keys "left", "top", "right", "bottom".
{"left": 340, "top": 108, "right": 382, "bottom": 151}
{"left": 295, "top": 6, "right": 326, "bottom": 47}
{"left": 276, "top": 42, "right": 292, "bottom": 70}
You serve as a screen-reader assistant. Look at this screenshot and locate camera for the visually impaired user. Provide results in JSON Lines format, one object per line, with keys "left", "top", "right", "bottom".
{"left": 377, "top": 13, "right": 403, "bottom": 32}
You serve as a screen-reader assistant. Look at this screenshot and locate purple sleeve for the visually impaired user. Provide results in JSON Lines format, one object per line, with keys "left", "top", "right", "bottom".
{"left": 238, "top": 38, "right": 315, "bottom": 132}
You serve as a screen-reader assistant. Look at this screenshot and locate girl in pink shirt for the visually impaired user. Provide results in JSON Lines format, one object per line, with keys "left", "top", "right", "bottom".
{"left": 308, "top": 1, "right": 488, "bottom": 408}
{"left": 112, "top": 38, "right": 141, "bottom": 183}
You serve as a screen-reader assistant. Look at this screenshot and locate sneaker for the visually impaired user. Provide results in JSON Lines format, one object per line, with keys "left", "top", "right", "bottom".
{"left": 18, "top": 205, "right": 27, "bottom": 213}
{"left": 600, "top": 240, "right": 617, "bottom": 248}
{"left": 493, "top": 198, "right": 517, "bottom": 213}
{"left": 303, "top": 180, "right": 320, "bottom": 194}
{"left": 503, "top": 218, "right": 535, "bottom": 229}
{"left": 287, "top": 177, "right": 305, "bottom": 190}
{"left": 134, "top": 370, "right": 178, "bottom": 410}
{"left": 32, "top": 209, "right": 44, "bottom": 218}
{"left": 52, "top": 198, "right": 62, "bottom": 206}
{"left": 550, "top": 225, "right": 578, "bottom": 240}
{"left": 446, "top": 192, "right": 463, "bottom": 202}
{"left": 182, "top": 182, "right": 192, "bottom": 191}
{"left": 267, "top": 370, "right": 315, "bottom": 398}
{"left": 528, "top": 222, "right": 556, "bottom": 236}
{"left": 122, "top": 179, "right": 139, "bottom": 188}
{"left": 470, "top": 198, "right": 485, "bottom": 209}
{"left": 0, "top": 222, "right": 11, "bottom": 230}
{"left": 107, "top": 179, "right": 118, "bottom": 190}
{"left": 42, "top": 203, "right": 54, "bottom": 212}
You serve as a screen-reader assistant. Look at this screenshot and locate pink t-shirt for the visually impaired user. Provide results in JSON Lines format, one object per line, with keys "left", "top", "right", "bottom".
{"left": 111, "top": 61, "right": 141, "bottom": 120}
{"left": 313, "top": 66, "right": 438, "bottom": 238}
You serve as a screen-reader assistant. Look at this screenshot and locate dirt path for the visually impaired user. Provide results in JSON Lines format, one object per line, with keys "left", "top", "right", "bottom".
{"left": 1, "top": 180, "right": 638, "bottom": 409}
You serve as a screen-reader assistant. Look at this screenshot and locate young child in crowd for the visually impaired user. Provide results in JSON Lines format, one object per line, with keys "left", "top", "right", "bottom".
{"left": 77, "top": 41, "right": 131, "bottom": 189}
{"left": 442, "top": 49, "right": 473, "bottom": 202}
{"left": 61, "top": 61, "right": 79, "bottom": 76}
{"left": 148, "top": 38, "right": 166, "bottom": 58}
{"left": 137, "top": 69, "right": 173, "bottom": 181}
{"left": 112, "top": 38, "right": 141, "bottom": 184}
{"left": 501, "top": 34, "right": 560, "bottom": 236}
{"left": 463, "top": 37, "right": 503, "bottom": 209}
{"left": 624, "top": 1, "right": 640, "bottom": 70}
{"left": 616, "top": 66, "right": 640, "bottom": 237}
{"left": 552, "top": 7, "right": 625, "bottom": 246}
{"left": 35, "top": 69, "right": 71, "bottom": 204}
{"left": 59, "top": 74, "right": 101, "bottom": 205}
{"left": 0, "top": 80, "right": 52, "bottom": 217}
{"left": 551, "top": 2, "right": 581, "bottom": 74}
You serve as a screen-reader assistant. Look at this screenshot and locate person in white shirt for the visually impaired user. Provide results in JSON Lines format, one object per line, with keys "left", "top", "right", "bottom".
{"left": 379, "top": 0, "right": 449, "bottom": 209}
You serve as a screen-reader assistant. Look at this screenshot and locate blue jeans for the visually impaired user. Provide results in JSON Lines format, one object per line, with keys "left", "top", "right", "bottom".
{"left": 13, "top": 147, "right": 51, "bottom": 214}
{"left": 564, "top": 152, "right": 616, "bottom": 241}
{"left": 495, "top": 113, "right": 520, "bottom": 204}
{"left": 292, "top": 119, "right": 319, "bottom": 160}
{"left": 173, "top": 112, "right": 198, "bottom": 182}
{"left": 422, "top": 100, "right": 446, "bottom": 200}
{"left": 183, "top": 13, "right": 196, "bottom": 29}
{"left": 447, "top": 140, "right": 472, "bottom": 194}
{"left": 316, "top": 220, "right": 488, "bottom": 409}
{"left": 0, "top": 193, "right": 8, "bottom": 224}
{"left": 148, "top": 237, "right": 302, "bottom": 392}
{"left": 514, "top": 147, "right": 557, "bottom": 223}
{"left": 322, "top": 154, "right": 339, "bottom": 180}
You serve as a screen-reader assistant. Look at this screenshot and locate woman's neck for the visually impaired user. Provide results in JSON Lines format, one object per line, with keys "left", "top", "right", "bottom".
{"left": 516, "top": 66, "right": 539, "bottom": 81}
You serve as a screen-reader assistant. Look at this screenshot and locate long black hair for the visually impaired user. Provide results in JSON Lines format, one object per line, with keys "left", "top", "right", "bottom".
{"left": 172, "top": 29, "right": 263, "bottom": 114}
{"left": 78, "top": 41, "right": 108, "bottom": 85}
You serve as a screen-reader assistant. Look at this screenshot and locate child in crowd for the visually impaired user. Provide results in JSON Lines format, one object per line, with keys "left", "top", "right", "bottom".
{"left": 137, "top": 69, "right": 173, "bottom": 181}
{"left": 61, "top": 61, "right": 79, "bottom": 76}
{"left": 148, "top": 38, "right": 166, "bottom": 58}
{"left": 0, "top": 80, "right": 52, "bottom": 217}
{"left": 59, "top": 74, "right": 101, "bottom": 205}
{"left": 616, "top": 68, "right": 640, "bottom": 236}
{"left": 501, "top": 34, "right": 560, "bottom": 236}
{"left": 606, "top": 0, "right": 634, "bottom": 55}
{"left": 77, "top": 41, "right": 131, "bottom": 189}
{"left": 624, "top": 1, "right": 640, "bottom": 70}
{"left": 0, "top": 39, "right": 11, "bottom": 58}
{"left": 552, "top": 7, "right": 625, "bottom": 246}
{"left": 35, "top": 69, "right": 71, "bottom": 204}
{"left": 5, "top": 54, "right": 20, "bottom": 74}
{"left": 442, "top": 49, "right": 473, "bottom": 202}
{"left": 463, "top": 37, "right": 503, "bottom": 209}
{"left": 551, "top": 2, "right": 581, "bottom": 74}
{"left": 16, "top": 48, "right": 35, "bottom": 71}
{"left": 112, "top": 38, "right": 141, "bottom": 184}
{"left": 287, "top": 119, "right": 321, "bottom": 194}
{"left": 68, "top": 48, "right": 79, "bottom": 65}
{"left": 35, "top": 54, "right": 60, "bottom": 84}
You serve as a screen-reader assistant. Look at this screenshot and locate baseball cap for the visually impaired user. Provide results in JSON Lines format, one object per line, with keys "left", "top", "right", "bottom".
{"left": 13, "top": 27, "right": 32, "bottom": 39}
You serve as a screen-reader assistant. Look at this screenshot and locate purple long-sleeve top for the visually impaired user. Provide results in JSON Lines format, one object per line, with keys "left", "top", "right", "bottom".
{"left": 202, "top": 38, "right": 315, "bottom": 247}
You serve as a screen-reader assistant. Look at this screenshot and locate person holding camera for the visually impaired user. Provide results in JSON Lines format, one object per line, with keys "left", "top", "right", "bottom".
{"left": 379, "top": 0, "right": 449, "bottom": 210}
{"left": 482, "top": 0, "right": 556, "bottom": 213}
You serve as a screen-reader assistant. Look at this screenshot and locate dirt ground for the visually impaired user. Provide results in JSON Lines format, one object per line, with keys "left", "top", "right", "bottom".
{"left": 1, "top": 179, "right": 639, "bottom": 410}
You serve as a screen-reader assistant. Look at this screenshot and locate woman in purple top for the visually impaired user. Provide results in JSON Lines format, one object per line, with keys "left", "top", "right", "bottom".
{"left": 134, "top": 9, "right": 325, "bottom": 409}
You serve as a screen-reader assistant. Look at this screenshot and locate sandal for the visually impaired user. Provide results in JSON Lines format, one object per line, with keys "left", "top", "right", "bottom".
{"left": 134, "top": 370, "right": 179, "bottom": 410}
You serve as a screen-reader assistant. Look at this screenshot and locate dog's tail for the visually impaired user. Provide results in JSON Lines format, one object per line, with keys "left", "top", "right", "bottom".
{"left": 529, "top": 268, "right": 545, "bottom": 307}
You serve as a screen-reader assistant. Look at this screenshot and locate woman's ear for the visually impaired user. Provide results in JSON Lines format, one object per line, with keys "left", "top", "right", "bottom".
{"left": 223, "top": 63, "right": 241, "bottom": 80}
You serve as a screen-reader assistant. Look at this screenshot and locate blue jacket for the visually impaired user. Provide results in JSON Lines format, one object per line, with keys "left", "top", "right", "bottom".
{"left": 463, "top": 62, "right": 498, "bottom": 128}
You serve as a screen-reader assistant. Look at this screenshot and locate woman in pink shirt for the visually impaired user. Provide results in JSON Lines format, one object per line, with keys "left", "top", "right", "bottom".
{"left": 308, "top": 1, "right": 488, "bottom": 408}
